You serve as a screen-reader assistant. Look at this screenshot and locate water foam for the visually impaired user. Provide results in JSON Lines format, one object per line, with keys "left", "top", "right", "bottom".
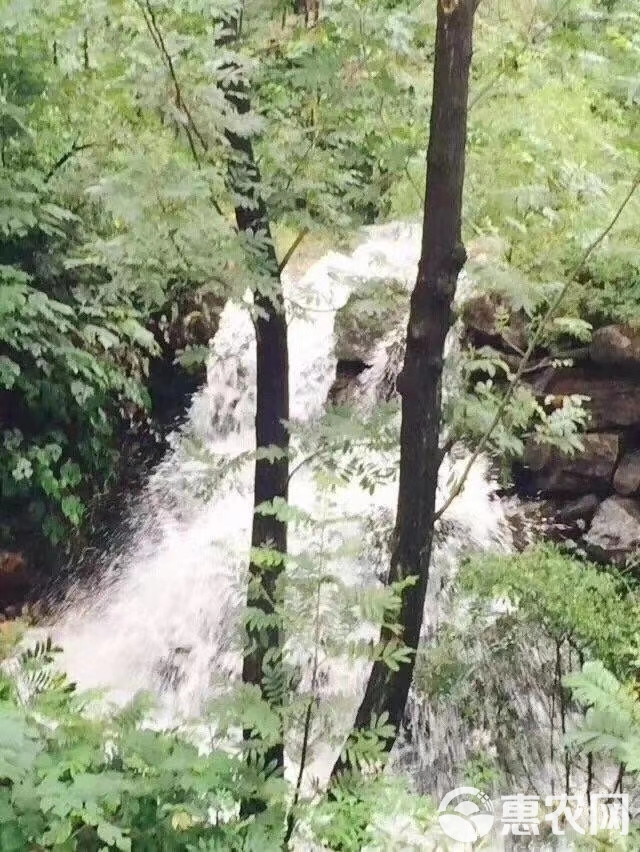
{"left": 52, "top": 222, "right": 512, "bottom": 792}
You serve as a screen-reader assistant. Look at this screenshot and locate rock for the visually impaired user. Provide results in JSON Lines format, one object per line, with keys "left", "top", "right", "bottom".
{"left": 329, "top": 280, "right": 408, "bottom": 404}
{"left": 327, "top": 361, "right": 369, "bottom": 407}
{"left": 555, "top": 494, "right": 600, "bottom": 524}
{"left": 543, "top": 368, "right": 640, "bottom": 429}
{"left": 613, "top": 450, "right": 640, "bottom": 496}
{"left": 0, "top": 551, "right": 33, "bottom": 610}
{"left": 462, "top": 291, "right": 528, "bottom": 354}
{"left": 333, "top": 278, "right": 408, "bottom": 363}
{"left": 148, "top": 289, "right": 224, "bottom": 434}
{"left": 590, "top": 324, "right": 640, "bottom": 369}
{"left": 466, "top": 235, "right": 508, "bottom": 267}
{"left": 0, "top": 551, "right": 25, "bottom": 574}
{"left": 522, "top": 433, "right": 619, "bottom": 495}
{"left": 154, "top": 289, "right": 223, "bottom": 354}
{"left": 584, "top": 496, "right": 640, "bottom": 565}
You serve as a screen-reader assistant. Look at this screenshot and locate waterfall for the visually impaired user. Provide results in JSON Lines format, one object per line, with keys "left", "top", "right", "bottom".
{"left": 51, "top": 222, "right": 513, "bottom": 794}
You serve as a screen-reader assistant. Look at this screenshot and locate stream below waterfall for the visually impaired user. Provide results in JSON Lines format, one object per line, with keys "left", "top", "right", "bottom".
{"left": 39, "top": 223, "right": 586, "bottom": 850}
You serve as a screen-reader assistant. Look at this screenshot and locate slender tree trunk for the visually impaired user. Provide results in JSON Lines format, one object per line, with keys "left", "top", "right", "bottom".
{"left": 225, "top": 88, "right": 290, "bottom": 789}
{"left": 331, "top": 0, "right": 475, "bottom": 777}
{"left": 137, "top": 0, "right": 290, "bottom": 804}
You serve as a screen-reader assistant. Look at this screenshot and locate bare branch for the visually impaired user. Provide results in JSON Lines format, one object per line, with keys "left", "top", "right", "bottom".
{"left": 278, "top": 227, "right": 309, "bottom": 273}
{"left": 137, "top": 0, "right": 209, "bottom": 153}
{"left": 134, "top": 1, "right": 225, "bottom": 218}
{"left": 44, "top": 140, "right": 94, "bottom": 183}
{"left": 285, "top": 522, "right": 327, "bottom": 845}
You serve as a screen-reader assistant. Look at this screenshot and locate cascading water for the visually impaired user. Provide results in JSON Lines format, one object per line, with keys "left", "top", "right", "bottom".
{"left": 51, "top": 222, "right": 514, "bottom": 801}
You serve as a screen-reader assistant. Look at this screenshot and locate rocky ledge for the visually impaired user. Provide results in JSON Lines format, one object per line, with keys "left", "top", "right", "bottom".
{"left": 465, "top": 296, "right": 640, "bottom": 567}
{"left": 329, "top": 244, "right": 640, "bottom": 568}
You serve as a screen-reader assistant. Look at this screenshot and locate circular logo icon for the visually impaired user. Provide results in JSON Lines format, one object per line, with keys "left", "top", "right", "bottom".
{"left": 437, "top": 786, "right": 495, "bottom": 844}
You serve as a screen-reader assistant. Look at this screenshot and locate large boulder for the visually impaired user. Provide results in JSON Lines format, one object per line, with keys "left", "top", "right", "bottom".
{"left": 584, "top": 496, "right": 640, "bottom": 565}
{"left": 613, "top": 450, "right": 640, "bottom": 497}
{"left": 0, "top": 551, "right": 32, "bottom": 613}
{"left": 329, "top": 279, "right": 408, "bottom": 405}
{"left": 522, "top": 433, "right": 619, "bottom": 495}
{"left": 590, "top": 324, "right": 640, "bottom": 370}
{"left": 333, "top": 278, "right": 408, "bottom": 363}
{"left": 461, "top": 291, "right": 528, "bottom": 354}
{"left": 555, "top": 493, "right": 600, "bottom": 524}
{"left": 543, "top": 368, "right": 640, "bottom": 430}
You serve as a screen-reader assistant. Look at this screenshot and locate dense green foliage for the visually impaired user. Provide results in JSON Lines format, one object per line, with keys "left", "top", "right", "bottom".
{"left": 0, "top": 74, "right": 157, "bottom": 548}
{"left": 565, "top": 660, "right": 640, "bottom": 774}
{"left": 0, "top": 632, "right": 438, "bottom": 851}
{"left": 414, "top": 546, "right": 640, "bottom": 799}
{"left": 1, "top": 0, "right": 640, "bottom": 847}
{"left": 1, "top": 0, "right": 639, "bottom": 559}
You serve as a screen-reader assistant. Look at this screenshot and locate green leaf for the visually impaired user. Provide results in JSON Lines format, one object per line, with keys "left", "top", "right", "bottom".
{"left": 97, "top": 822, "right": 131, "bottom": 852}
{"left": 0, "top": 357, "right": 20, "bottom": 389}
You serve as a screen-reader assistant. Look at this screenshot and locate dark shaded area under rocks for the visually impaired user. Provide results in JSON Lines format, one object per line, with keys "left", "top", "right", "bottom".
{"left": 0, "top": 290, "right": 222, "bottom": 620}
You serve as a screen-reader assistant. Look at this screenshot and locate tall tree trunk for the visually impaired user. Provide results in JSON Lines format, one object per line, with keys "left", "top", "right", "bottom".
{"left": 136, "top": 0, "right": 290, "bottom": 807}
{"left": 331, "top": 0, "right": 475, "bottom": 777}
{"left": 226, "top": 89, "right": 290, "bottom": 788}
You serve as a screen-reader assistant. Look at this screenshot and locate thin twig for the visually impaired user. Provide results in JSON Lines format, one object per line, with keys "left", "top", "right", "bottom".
{"left": 469, "top": 0, "right": 573, "bottom": 110}
{"left": 285, "top": 297, "right": 340, "bottom": 314}
{"left": 285, "top": 511, "right": 327, "bottom": 845}
{"left": 379, "top": 100, "right": 424, "bottom": 205}
{"left": 135, "top": 0, "right": 225, "bottom": 218}
{"left": 44, "top": 140, "right": 94, "bottom": 182}
{"left": 613, "top": 763, "right": 625, "bottom": 794}
{"left": 437, "top": 435, "right": 456, "bottom": 465}
{"left": 138, "top": 0, "right": 209, "bottom": 152}
{"left": 157, "top": 195, "right": 231, "bottom": 288}
{"left": 435, "top": 172, "right": 640, "bottom": 521}
{"left": 278, "top": 228, "right": 309, "bottom": 273}
{"left": 287, "top": 445, "right": 330, "bottom": 485}
{"left": 518, "top": 346, "right": 590, "bottom": 375}
{"left": 282, "top": 130, "right": 320, "bottom": 195}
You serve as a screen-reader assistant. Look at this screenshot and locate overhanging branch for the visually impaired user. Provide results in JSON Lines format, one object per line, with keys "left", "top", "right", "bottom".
{"left": 45, "top": 140, "right": 94, "bottom": 183}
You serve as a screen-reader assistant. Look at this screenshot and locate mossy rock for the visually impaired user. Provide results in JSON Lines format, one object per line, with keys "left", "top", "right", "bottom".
{"left": 334, "top": 277, "right": 409, "bottom": 363}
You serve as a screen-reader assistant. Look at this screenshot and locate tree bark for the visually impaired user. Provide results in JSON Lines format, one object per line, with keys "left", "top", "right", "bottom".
{"left": 135, "top": 0, "right": 289, "bottom": 804}
{"left": 225, "top": 89, "right": 290, "bottom": 786}
{"left": 331, "top": 0, "right": 475, "bottom": 778}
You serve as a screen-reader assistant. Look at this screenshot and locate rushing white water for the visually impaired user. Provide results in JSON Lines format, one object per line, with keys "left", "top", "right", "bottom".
{"left": 52, "top": 222, "right": 512, "bottom": 796}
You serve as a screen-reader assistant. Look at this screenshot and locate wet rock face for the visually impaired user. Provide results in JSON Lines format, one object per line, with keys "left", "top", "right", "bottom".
{"left": 459, "top": 297, "right": 640, "bottom": 567}
{"left": 333, "top": 278, "right": 408, "bottom": 364}
{"left": 472, "top": 306, "right": 640, "bottom": 565}
{"left": 613, "top": 450, "right": 640, "bottom": 497}
{"left": 329, "top": 278, "right": 409, "bottom": 405}
{"left": 584, "top": 497, "right": 640, "bottom": 565}
{"left": 555, "top": 494, "right": 600, "bottom": 524}
{"left": 0, "top": 551, "right": 33, "bottom": 616}
{"left": 522, "top": 434, "right": 619, "bottom": 496}
{"left": 462, "top": 291, "right": 528, "bottom": 354}
{"left": 590, "top": 324, "right": 640, "bottom": 369}
{"left": 326, "top": 261, "right": 640, "bottom": 568}
{"left": 149, "top": 290, "right": 224, "bottom": 432}
{"left": 544, "top": 368, "right": 640, "bottom": 430}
